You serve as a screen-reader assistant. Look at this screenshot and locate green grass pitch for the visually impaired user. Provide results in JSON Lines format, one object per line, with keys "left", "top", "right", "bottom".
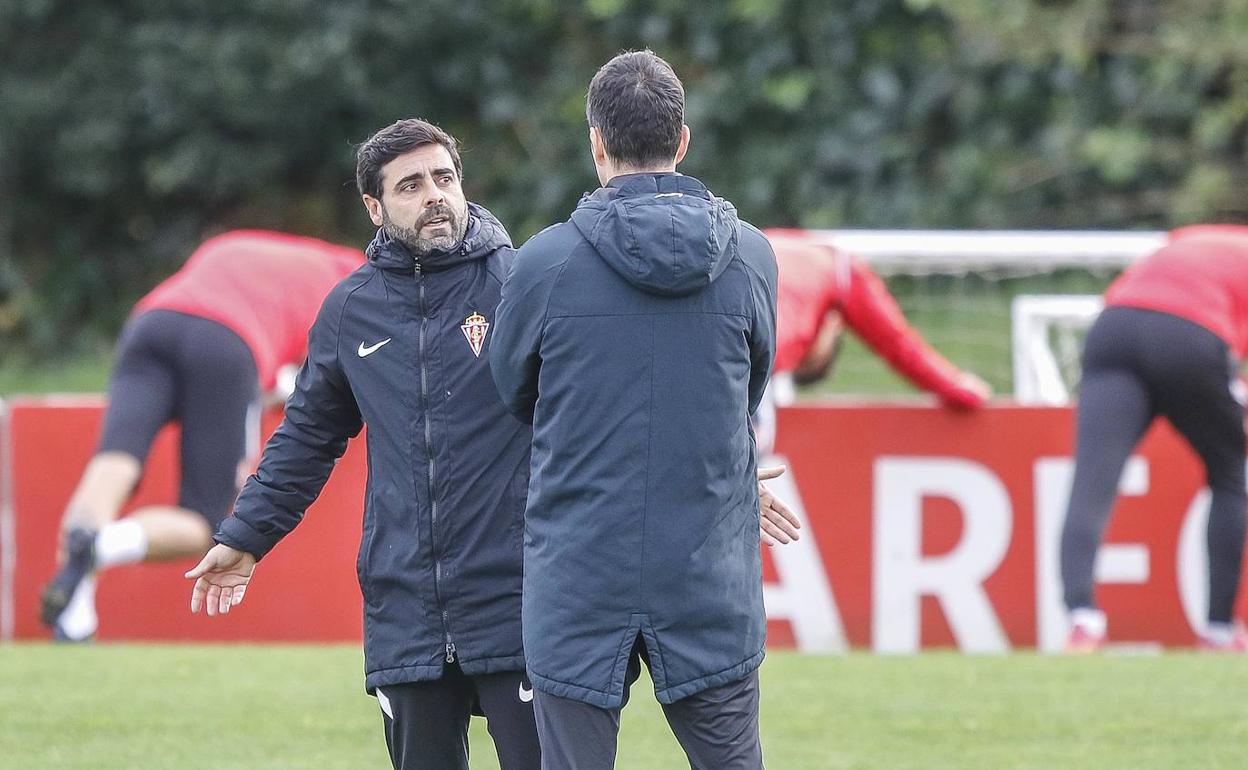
{"left": 4, "top": 644, "right": 1247, "bottom": 769}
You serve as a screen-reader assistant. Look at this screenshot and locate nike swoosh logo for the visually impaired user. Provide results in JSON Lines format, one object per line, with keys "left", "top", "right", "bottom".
{"left": 358, "top": 338, "right": 392, "bottom": 357}
{"left": 518, "top": 681, "right": 534, "bottom": 703}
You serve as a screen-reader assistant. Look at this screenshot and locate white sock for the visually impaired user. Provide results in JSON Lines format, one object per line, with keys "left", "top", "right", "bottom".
{"left": 1070, "top": 607, "right": 1107, "bottom": 637}
{"left": 94, "top": 519, "right": 148, "bottom": 569}
{"left": 57, "top": 574, "right": 98, "bottom": 641}
{"left": 1205, "top": 622, "right": 1235, "bottom": 645}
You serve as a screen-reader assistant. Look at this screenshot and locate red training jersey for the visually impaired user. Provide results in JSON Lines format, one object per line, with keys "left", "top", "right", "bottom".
{"left": 1106, "top": 224, "right": 1248, "bottom": 359}
{"left": 766, "top": 230, "right": 986, "bottom": 408}
{"left": 135, "top": 230, "right": 365, "bottom": 389}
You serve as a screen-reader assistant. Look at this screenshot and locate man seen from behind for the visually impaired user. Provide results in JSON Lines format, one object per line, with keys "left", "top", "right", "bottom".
{"left": 491, "top": 50, "right": 778, "bottom": 770}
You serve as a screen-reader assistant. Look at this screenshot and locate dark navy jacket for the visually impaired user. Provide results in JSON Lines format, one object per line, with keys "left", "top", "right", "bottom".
{"left": 491, "top": 173, "right": 778, "bottom": 708}
{"left": 218, "top": 204, "right": 531, "bottom": 693}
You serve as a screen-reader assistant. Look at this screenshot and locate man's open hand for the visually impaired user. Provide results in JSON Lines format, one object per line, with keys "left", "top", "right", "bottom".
{"left": 758, "top": 465, "right": 801, "bottom": 547}
{"left": 185, "top": 544, "right": 257, "bottom": 616}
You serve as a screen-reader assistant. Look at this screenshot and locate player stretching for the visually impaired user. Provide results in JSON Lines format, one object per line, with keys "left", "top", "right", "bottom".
{"left": 754, "top": 230, "right": 990, "bottom": 452}
{"left": 40, "top": 231, "right": 363, "bottom": 640}
{"left": 1062, "top": 225, "right": 1248, "bottom": 652}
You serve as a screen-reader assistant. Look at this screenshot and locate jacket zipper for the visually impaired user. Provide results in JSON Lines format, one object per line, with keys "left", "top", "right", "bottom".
{"left": 417, "top": 262, "right": 455, "bottom": 664}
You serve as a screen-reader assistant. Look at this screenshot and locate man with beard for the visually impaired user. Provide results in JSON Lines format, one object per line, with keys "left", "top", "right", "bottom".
{"left": 185, "top": 118, "right": 542, "bottom": 770}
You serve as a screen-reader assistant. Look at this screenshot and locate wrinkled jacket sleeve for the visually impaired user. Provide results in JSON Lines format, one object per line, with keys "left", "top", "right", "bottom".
{"left": 215, "top": 291, "right": 363, "bottom": 559}
{"left": 746, "top": 239, "right": 779, "bottom": 416}
{"left": 490, "top": 245, "right": 557, "bottom": 424}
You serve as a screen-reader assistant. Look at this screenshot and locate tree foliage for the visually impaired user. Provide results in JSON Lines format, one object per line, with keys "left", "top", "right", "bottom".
{"left": 3, "top": 0, "right": 1248, "bottom": 351}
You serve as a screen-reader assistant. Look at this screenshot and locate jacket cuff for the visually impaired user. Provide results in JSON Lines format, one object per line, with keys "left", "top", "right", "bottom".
{"left": 215, "top": 516, "right": 279, "bottom": 561}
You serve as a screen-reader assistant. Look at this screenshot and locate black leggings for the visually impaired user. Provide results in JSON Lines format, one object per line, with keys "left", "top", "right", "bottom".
{"left": 376, "top": 665, "right": 540, "bottom": 770}
{"left": 1060, "top": 306, "right": 1246, "bottom": 624}
{"left": 98, "top": 309, "right": 259, "bottom": 526}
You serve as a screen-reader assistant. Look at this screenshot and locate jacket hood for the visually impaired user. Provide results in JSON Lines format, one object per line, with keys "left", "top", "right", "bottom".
{"left": 569, "top": 173, "right": 740, "bottom": 297}
{"left": 366, "top": 202, "right": 512, "bottom": 271}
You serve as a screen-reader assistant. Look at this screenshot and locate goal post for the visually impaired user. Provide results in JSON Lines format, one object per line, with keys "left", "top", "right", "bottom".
{"left": 1010, "top": 294, "right": 1105, "bottom": 405}
{"left": 793, "top": 230, "right": 1165, "bottom": 273}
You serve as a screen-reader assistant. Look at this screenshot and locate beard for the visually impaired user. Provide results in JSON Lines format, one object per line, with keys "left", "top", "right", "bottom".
{"left": 381, "top": 201, "right": 469, "bottom": 258}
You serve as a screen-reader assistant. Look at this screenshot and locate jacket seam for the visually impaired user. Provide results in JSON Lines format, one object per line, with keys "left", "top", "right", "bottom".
{"left": 638, "top": 623, "right": 667, "bottom": 691}
{"left": 541, "top": 249, "right": 576, "bottom": 337}
{"left": 335, "top": 269, "right": 380, "bottom": 367}
{"left": 737, "top": 255, "right": 768, "bottom": 331}
{"left": 737, "top": 251, "right": 771, "bottom": 287}
{"left": 657, "top": 648, "right": 764, "bottom": 692}
{"left": 529, "top": 667, "right": 614, "bottom": 699}
{"left": 368, "top": 652, "right": 524, "bottom": 675}
{"left": 547, "top": 310, "right": 750, "bottom": 320}
{"left": 484, "top": 253, "right": 509, "bottom": 289}
{"left": 641, "top": 318, "right": 654, "bottom": 603}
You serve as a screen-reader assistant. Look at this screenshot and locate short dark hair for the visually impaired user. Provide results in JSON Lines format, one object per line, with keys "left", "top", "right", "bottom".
{"left": 586, "top": 50, "right": 685, "bottom": 168}
{"left": 355, "top": 118, "right": 463, "bottom": 198}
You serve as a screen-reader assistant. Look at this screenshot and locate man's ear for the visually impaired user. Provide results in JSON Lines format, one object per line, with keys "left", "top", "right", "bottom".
{"left": 673, "top": 124, "right": 691, "bottom": 166}
{"left": 590, "top": 127, "right": 610, "bottom": 167}
{"left": 362, "top": 195, "right": 384, "bottom": 227}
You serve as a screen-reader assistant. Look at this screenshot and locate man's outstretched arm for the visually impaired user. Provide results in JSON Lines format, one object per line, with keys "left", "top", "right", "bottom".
{"left": 187, "top": 291, "right": 362, "bottom": 615}
{"left": 186, "top": 544, "right": 255, "bottom": 616}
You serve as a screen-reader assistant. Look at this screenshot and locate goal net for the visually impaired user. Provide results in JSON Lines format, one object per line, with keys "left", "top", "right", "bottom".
{"left": 784, "top": 230, "right": 1165, "bottom": 404}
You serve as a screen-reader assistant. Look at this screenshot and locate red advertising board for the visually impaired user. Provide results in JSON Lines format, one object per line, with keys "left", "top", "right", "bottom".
{"left": 762, "top": 403, "right": 1243, "bottom": 653}
{"left": 3, "top": 398, "right": 365, "bottom": 643}
{"left": 1, "top": 399, "right": 1239, "bottom": 650}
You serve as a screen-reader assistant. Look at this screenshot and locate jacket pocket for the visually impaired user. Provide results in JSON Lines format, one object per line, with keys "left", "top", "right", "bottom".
{"left": 356, "top": 491, "right": 379, "bottom": 607}
{"left": 509, "top": 466, "right": 530, "bottom": 552}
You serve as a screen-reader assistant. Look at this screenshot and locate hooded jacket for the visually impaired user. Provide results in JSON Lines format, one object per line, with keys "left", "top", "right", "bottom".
{"left": 217, "top": 204, "right": 531, "bottom": 692}
{"left": 490, "top": 173, "right": 778, "bottom": 708}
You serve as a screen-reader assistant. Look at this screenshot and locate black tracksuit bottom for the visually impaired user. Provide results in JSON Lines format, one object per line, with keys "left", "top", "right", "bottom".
{"left": 1060, "top": 306, "right": 1247, "bottom": 624}
{"left": 531, "top": 635, "right": 763, "bottom": 770}
{"left": 376, "top": 663, "right": 540, "bottom": 770}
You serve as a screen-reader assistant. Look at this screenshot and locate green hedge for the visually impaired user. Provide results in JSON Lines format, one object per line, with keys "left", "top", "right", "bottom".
{"left": 3, "top": 0, "right": 1246, "bottom": 354}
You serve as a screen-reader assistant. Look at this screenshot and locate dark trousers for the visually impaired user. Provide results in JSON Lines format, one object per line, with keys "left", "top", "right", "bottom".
{"left": 99, "top": 309, "right": 259, "bottom": 525}
{"left": 377, "top": 665, "right": 540, "bottom": 770}
{"left": 1060, "top": 306, "right": 1247, "bottom": 624}
{"left": 532, "top": 637, "right": 763, "bottom": 770}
